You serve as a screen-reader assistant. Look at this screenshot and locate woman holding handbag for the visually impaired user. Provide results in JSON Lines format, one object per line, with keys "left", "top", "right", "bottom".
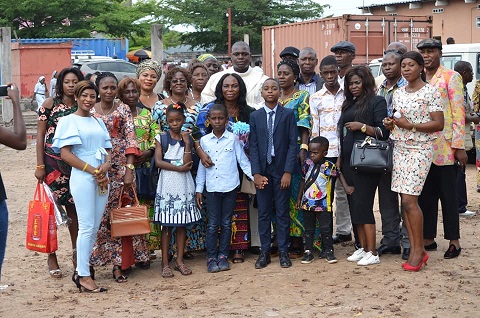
{"left": 338, "top": 66, "right": 389, "bottom": 266}
{"left": 52, "top": 80, "right": 111, "bottom": 293}
{"left": 89, "top": 72, "right": 146, "bottom": 283}
{"left": 384, "top": 51, "right": 444, "bottom": 271}
{"left": 118, "top": 77, "right": 159, "bottom": 265}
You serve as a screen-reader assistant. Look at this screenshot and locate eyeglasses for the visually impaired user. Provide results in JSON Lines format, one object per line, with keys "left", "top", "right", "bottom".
{"left": 171, "top": 79, "right": 187, "bottom": 84}
{"left": 384, "top": 49, "right": 404, "bottom": 55}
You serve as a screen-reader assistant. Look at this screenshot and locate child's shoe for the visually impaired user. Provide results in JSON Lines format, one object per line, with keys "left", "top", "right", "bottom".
{"left": 301, "top": 250, "right": 314, "bottom": 264}
{"left": 318, "top": 249, "right": 326, "bottom": 259}
{"left": 325, "top": 251, "right": 337, "bottom": 264}
{"left": 207, "top": 259, "right": 220, "bottom": 273}
{"left": 217, "top": 256, "right": 230, "bottom": 271}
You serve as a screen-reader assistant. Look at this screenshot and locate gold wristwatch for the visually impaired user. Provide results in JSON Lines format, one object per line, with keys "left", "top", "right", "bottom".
{"left": 411, "top": 124, "right": 416, "bottom": 133}
{"left": 126, "top": 164, "right": 135, "bottom": 170}
{"left": 361, "top": 124, "right": 367, "bottom": 133}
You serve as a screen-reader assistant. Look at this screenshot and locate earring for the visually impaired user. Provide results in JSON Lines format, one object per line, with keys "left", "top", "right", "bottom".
{"left": 98, "top": 94, "right": 100, "bottom": 99}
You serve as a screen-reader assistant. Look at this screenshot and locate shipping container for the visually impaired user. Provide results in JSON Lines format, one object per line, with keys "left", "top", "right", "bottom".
{"left": 11, "top": 38, "right": 129, "bottom": 61}
{"left": 262, "top": 15, "right": 433, "bottom": 77}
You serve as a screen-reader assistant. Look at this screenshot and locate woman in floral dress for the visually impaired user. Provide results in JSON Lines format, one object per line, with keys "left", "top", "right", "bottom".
{"left": 35, "top": 67, "right": 84, "bottom": 278}
{"left": 90, "top": 72, "right": 146, "bottom": 283}
{"left": 152, "top": 67, "right": 204, "bottom": 259}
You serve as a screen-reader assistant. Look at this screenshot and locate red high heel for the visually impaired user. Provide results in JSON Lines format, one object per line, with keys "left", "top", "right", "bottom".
{"left": 403, "top": 253, "right": 429, "bottom": 272}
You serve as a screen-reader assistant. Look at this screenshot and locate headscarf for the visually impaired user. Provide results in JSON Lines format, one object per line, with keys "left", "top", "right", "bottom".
{"left": 136, "top": 59, "right": 162, "bottom": 79}
{"left": 37, "top": 76, "right": 45, "bottom": 83}
{"left": 197, "top": 54, "right": 217, "bottom": 62}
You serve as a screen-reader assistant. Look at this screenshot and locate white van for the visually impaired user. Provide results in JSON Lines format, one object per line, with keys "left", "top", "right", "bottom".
{"left": 440, "top": 43, "right": 480, "bottom": 97}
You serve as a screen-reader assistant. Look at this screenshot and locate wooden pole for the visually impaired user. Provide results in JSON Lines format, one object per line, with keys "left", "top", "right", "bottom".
{"left": 228, "top": 8, "right": 232, "bottom": 57}
{"left": 150, "top": 24, "right": 164, "bottom": 92}
{"left": 1, "top": 27, "right": 13, "bottom": 125}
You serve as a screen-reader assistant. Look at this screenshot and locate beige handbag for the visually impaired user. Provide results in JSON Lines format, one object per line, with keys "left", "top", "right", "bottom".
{"left": 110, "top": 187, "right": 150, "bottom": 237}
{"left": 240, "top": 174, "right": 256, "bottom": 194}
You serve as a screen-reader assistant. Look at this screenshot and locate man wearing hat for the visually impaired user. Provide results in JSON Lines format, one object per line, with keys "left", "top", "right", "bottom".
{"left": 331, "top": 41, "right": 356, "bottom": 88}
{"left": 296, "top": 47, "right": 324, "bottom": 96}
{"left": 417, "top": 38, "right": 465, "bottom": 259}
{"left": 280, "top": 46, "right": 300, "bottom": 62}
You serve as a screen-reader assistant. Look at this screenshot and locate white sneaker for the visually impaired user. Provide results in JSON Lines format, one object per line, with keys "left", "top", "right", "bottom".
{"left": 357, "top": 251, "right": 380, "bottom": 266}
{"left": 459, "top": 210, "right": 476, "bottom": 217}
{"left": 0, "top": 284, "right": 8, "bottom": 290}
{"left": 347, "top": 248, "right": 366, "bottom": 262}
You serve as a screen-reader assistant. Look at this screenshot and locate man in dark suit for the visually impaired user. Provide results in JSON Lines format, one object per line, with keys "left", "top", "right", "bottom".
{"left": 249, "top": 78, "right": 299, "bottom": 269}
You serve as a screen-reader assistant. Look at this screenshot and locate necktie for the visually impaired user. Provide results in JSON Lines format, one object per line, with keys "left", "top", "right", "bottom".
{"left": 267, "top": 110, "right": 274, "bottom": 164}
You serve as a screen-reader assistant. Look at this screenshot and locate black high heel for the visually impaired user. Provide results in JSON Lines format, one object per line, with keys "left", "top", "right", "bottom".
{"left": 72, "top": 271, "right": 107, "bottom": 293}
{"left": 112, "top": 265, "right": 128, "bottom": 283}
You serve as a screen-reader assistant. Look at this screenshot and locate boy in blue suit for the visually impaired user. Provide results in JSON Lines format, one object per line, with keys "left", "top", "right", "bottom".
{"left": 249, "top": 78, "right": 299, "bottom": 269}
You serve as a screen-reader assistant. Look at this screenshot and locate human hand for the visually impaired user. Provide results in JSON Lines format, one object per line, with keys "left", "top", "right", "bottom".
{"left": 254, "top": 174, "right": 267, "bottom": 189}
{"left": 34, "top": 168, "right": 46, "bottom": 183}
{"left": 295, "top": 198, "right": 302, "bottom": 210}
{"left": 196, "top": 192, "right": 203, "bottom": 209}
{"left": 181, "top": 131, "right": 191, "bottom": 145}
{"left": 6, "top": 83, "right": 20, "bottom": 104}
{"left": 199, "top": 151, "right": 214, "bottom": 168}
{"left": 124, "top": 169, "right": 134, "bottom": 187}
{"left": 280, "top": 172, "right": 291, "bottom": 189}
{"left": 383, "top": 117, "right": 395, "bottom": 131}
{"left": 454, "top": 149, "right": 468, "bottom": 168}
{"left": 137, "top": 150, "right": 152, "bottom": 165}
{"left": 344, "top": 121, "right": 363, "bottom": 132}
{"left": 178, "top": 161, "right": 193, "bottom": 172}
{"left": 392, "top": 112, "right": 412, "bottom": 130}
{"left": 344, "top": 185, "right": 355, "bottom": 195}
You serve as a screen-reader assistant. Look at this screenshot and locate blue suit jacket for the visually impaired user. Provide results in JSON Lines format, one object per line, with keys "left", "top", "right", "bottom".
{"left": 249, "top": 105, "right": 298, "bottom": 176}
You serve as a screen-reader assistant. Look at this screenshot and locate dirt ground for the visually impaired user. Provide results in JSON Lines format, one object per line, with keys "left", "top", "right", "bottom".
{"left": 0, "top": 142, "right": 479, "bottom": 318}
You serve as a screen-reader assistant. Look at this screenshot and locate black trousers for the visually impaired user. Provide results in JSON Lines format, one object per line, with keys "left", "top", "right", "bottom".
{"left": 303, "top": 210, "right": 333, "bottom": 252}
{"left": 418, "top": 164, "right": 460, "bottom": 240}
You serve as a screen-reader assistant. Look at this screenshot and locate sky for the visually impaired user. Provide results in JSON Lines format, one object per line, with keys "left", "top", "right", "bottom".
{"left": 321, "top": 0, "right": 402, "bottom": 16}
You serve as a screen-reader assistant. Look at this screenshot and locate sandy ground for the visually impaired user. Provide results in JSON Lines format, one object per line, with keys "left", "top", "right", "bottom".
{"left": 0, "top": 142, "right": 479, "bottom": 318}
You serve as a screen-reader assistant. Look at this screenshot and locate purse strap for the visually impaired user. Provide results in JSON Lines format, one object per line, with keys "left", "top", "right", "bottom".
{"left": 117, "top": 186, "right": 140, "bottom": 207}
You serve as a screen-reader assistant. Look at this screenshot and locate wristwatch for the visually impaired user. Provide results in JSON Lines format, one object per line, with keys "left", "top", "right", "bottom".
{"left": 126, "top": 164, "right": 135, "bottom": 170}
{"left": 361, "top": 124, "right": 367, "bottom": 133}
{"left": 411, "top": 124, "right": 416, "bottom": 133}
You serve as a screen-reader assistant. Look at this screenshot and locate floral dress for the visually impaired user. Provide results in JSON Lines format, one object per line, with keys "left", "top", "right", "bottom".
{"left": 38, "top": 98, "right": 77, "bottom": 206}
{"left": 152, "top": 100, "right": 206, "bottom": 253}
{"left": 133, "top": 105, "right": 161, "bottom": 251}
{"left": 280, "top": 90, "right": 311, "bottom": 237}
{"left": 90, "top": 103, "right": 148, "bottom": 269}
{"left": 391, "top": 85, "right": 444, "bottom": 195}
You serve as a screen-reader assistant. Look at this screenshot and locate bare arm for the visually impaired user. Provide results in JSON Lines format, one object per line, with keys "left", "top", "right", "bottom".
{"left": 0, "top": 84, "right": 26, "bottom": 150}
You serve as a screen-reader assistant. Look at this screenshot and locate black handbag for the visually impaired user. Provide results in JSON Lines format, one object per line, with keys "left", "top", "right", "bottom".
{"left": 350, "top": 129, "right": 393, "bottom": 173}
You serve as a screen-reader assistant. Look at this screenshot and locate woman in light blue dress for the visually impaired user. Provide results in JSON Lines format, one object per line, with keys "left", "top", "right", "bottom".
{"left": 52, "top": 81, "right": 112, "bottom": 293}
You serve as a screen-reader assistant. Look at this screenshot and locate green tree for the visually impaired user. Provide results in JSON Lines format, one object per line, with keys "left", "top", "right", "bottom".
{"left": 161, "top": 0, "right": 326, "bottom": 53}
{"left": 0, "top": 0, "right": 159, "bottom": 38}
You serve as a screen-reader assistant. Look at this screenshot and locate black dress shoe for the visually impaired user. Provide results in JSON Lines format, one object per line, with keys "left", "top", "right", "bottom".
{"left": 424, "top": 242, "right": 437, "bottom": 251}
{"left": 332, "top": 233, "right": 352, "bottom": 244}
{"left": 402, "top": 248, "right": 410, "bottom": 260}
{"left": 444, "top": 244, "right": 461, "bottom": 259}
{"left": 377, "top": 244, "right": 401, "bottom": 256}
{"left": 255, "top": 252, "right": 271, "bottom": 269}
{"left": 250, "top": 246, "right": 261, "bottom": 255}
{"left": 279, "top": 251, "right": 292, "bottom": 268}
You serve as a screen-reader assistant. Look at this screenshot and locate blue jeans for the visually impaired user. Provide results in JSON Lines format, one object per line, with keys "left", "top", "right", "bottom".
{"left": 206, "top": 189, "right": 238, "bottom": 259}
{"left": 0, "top": 200, "right": 8, "bottom": 281}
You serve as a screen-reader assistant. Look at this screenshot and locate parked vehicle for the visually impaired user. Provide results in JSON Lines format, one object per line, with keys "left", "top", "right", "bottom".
{"left": 79, "top": 60, "right": 137, "bottom": 80}
{"left": 441, "top": 43, "right": 480, "bottom": 97}
{"left": 71, "top": 50, "right": 113, "bottom": 64}
{"left": 262, "top": 14, "right": 433, "bottom": 77}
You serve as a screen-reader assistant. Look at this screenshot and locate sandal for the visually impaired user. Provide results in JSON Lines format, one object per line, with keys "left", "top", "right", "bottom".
{"left": 174, "top": 263, "right": 192, "bottom": 276}
{"left": 48, "top": 253, "right": 63, "bottom": 279}
{"left": 232, "top": 250, "right": 245, "bottom": 263}
{"left": 161, "top": 266, "right": 174, "bottom": 278}
{"left": 112, "top": 266, "right": 128, "bottom": 283}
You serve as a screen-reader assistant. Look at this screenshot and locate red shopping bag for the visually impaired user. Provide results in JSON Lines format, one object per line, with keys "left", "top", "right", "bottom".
{"left": 26, "top": 183, "right": 58, "bottom": 253}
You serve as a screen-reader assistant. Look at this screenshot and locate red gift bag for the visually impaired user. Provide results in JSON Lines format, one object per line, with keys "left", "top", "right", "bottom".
{"left": 26, "top": 183, "right": 58, "bottom": 253}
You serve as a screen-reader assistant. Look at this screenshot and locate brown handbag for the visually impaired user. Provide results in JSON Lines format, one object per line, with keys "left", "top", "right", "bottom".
{"left": 110, "top": 187, "right": 150, "bottom": 237}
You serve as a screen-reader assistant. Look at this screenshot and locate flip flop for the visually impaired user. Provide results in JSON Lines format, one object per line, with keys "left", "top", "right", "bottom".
{"left": 48, "top": 253, "right": 63, "bottom": 279}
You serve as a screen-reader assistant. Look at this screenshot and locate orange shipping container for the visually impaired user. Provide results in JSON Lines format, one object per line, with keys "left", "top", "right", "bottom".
{"left": 262, "top": 14, "right": 433, "bottom": 77}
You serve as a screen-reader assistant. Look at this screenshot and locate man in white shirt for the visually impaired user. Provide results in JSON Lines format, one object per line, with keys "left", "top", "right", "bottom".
{"left": 201, "top": 41, "right": 268, "bottom": 109}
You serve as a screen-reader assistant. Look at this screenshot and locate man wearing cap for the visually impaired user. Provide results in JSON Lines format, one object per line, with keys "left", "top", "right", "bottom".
{"left": 375, "top": 42, "right": 408, "bottom": 89}
{"left": 331, "top": 41, "right": 356, "bottom": 88}
{"left": 201, "top": 41, "right": 268, "bottom": 109}
{"left": 417, "top": 38, "right": 465, "bottom": 259}
{"left": 280, "top": 46, "right": 300, "bottom": 63}
{"left": 296, "top": 47, "right": 324, "bottom": 96}
{"left": 376, "top": 46, "right": 408, "bottom": 260}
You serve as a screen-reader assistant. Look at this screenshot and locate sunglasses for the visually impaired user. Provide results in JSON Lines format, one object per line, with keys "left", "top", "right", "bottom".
{"left": 171, "top": 79, "right": 187, "bottom": 84}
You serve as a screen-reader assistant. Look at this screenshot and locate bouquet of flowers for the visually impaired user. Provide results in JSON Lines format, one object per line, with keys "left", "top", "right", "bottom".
{"left": 231, "top": 121, "right": 250, "bottom": 158}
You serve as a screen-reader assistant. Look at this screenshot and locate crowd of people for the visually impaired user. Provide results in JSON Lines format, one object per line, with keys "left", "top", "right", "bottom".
{"left": 0, "top": 37, "right": 477, "bottom": 292}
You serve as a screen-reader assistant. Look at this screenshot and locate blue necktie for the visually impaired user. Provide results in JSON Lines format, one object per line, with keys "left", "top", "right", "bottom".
{"left": 267, "top": 110, "right": 274, "bottom": 164}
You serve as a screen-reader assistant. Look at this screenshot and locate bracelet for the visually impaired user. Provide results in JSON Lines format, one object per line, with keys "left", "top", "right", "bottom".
{"left": 184, "top": 151, "right": 192, "bottom": 154}
{"left": 36, "top": 164, "right": 45, "bottom": 170}
{"left": 82, "top": 163, "right": 89, "bottom": 171}
{"left": 300, "top": 144, "right": 308, "bottom": 151}
{"left": 93, "top": 169, "right": 99, "bottom": 175}
{"left": 195, "top": 145, "right": 201, "bottom": 151}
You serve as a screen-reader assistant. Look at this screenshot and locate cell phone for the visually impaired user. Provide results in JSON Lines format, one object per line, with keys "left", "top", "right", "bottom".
{"left": 0, "top": 85, "right": 10, "bottom": 97}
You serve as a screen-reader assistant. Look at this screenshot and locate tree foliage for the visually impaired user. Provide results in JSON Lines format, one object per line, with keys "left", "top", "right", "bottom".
{"left": 160, "top": 0, "right": 326, "bottom": 53}
{"left": 0, "top": 0, "right": 160, "bottom": 38}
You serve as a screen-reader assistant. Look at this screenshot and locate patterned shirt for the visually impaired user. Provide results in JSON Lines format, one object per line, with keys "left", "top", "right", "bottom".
{"left": 309, "top": 85, "right": 344, "bottom": 157}
{"left": 428, "top": 65, "right": 465, "bottom": 166}
{"left": 377, "top": 76, "right": 407, "bottom": 117}
{"left": 280, "top": 90, "right": 311, "bottom": 144}
{"left": 300, "top": 159, "right": 338, "bottom": 212}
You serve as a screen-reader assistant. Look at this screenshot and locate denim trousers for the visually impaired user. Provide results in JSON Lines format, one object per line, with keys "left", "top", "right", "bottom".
{"left": 206, "top": 189, "right": 238, "bottom": 260}
{"left": 0, "top": 200, "right": 8, "bottom": 281}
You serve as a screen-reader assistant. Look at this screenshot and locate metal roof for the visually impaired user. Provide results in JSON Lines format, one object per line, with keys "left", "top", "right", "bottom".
{"left": 359, "top": 0, "right": 434, "bottom": 9}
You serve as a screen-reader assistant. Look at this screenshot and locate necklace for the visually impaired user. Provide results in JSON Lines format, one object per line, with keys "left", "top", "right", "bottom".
{"left": 141, "top": 92, "right": 153, "bottom": 99}
{"left": 279, "top": 89, "right": 296, "bottom": 105}
{"left": 62, "top": 97, "right": 75, "bottom": 108}
{"left": 170, "top": 96, "right": 188, "bottom": 104}
{"left": 99, "top": 102, "right": 115, "bottom": 117}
